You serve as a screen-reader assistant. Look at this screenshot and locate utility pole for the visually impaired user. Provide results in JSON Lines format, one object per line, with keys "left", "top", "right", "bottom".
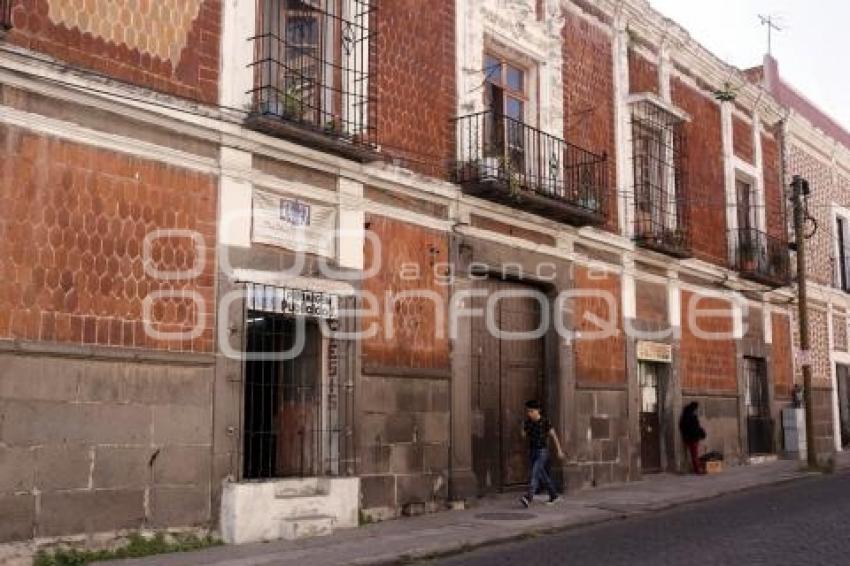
{"left": 791, "top": 174, "right": 818, "bottom": 468}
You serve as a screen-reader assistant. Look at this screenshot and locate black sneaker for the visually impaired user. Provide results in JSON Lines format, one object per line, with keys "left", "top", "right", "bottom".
{"left": 546, "top": 495, "right": 562, "bottom": 506}
{"left": 519, "top": 495, "right": 531, "bottom": 508}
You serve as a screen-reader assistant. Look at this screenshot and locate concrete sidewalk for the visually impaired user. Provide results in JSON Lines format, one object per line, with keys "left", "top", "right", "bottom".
{"left": 110, "top": 460, "right": 813, "bottom": 566}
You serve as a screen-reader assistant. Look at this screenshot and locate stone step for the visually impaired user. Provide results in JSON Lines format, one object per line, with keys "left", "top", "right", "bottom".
{"left": 273, "top": 478, "right": 326, "bottom": 498}
{"left": 274, "top": 495, "right": 332, "bottom": 519}
{"left": 279, "top": 515, "right": 335, "bottom": 540}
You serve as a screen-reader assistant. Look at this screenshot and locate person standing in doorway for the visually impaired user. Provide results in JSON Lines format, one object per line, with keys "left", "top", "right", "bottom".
{"left": 519, "top": 399, "right": 565, "bottom": 507}
{"left": 679, "top": 401, "right": 706, "bottom": 474}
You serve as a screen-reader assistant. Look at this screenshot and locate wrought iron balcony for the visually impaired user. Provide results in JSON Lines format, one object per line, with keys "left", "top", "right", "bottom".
{"left": 732, "top": 228, "right": 791, "bottom": 287}
{"left": 247, "top": 0, "right": 378, "bottom": 161}
{"left": 452, "top": 111, "right": 608, "bottom": 226}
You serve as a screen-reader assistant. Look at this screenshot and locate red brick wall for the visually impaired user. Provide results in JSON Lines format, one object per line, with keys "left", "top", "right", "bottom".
{"left": 563, "top": 14, "right": 617, "bottom": 232}
{"left": 361, "top": 214, "right": 450, "bottom": 370}
{"left": 772, "top": 312, "right": 793, "bottom": 398}
{"left": 8, "top": 0, "right": 220, "bottom": 105}
{"left": 762, "top": 132, "right": 786, "bottom": 241}
{"left": 635, "top": 279, "right": 667, "bottom": 324}
{"left": 671, "top": 79, "right": 727, "bottom": 266}
{"left": 679, "top": 290, "right": 736, "bottom": 393}
{"left": 574, "top": 266, "right": 625, "bottom": 385}
{"left": 628, "top": 51, "right": 658, "bottom": 95}
{"left": 376, "top": 0, "right": 455, "bottom": 178}
{"left": 0, "top": 125, "right": 217, "bottom": 352}
{"left": 732, "top": 115, "right": 754, "bottom": 163}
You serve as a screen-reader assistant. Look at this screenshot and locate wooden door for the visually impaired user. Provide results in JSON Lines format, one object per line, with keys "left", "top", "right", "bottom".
{"left": 744, "top": 357, "right": 773, "bottom": 455}
{"left": 639, "top": 362, "right": 662, "bottom": 473}
{"left": 472, "top": 278, "right": 545, "bottom": 492}
{"left": 836, "top": 364, "right": 850, "bottom": 448}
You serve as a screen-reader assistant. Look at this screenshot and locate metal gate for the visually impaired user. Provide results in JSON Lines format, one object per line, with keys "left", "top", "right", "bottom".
{"left": 241, "top": 283, "right": 353, "bottom": 480}
{"left": 744, "top": 357, "right": 774, "bottom": 455}
{"left": 471, "top": 278, "right": 545, "bottom": 492}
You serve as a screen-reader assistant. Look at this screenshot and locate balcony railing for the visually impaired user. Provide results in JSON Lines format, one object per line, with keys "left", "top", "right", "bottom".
{"left": 633, "top": 214, "right": 691, "bottom": 258}
{"left": 247, "top": 0, "right": 378, "bottom": 161}
{"left": 732, "top": 228, "right": 791, "bottom": 287}
{"left": 452, "top": 111, "right": 608, "bottom": 226}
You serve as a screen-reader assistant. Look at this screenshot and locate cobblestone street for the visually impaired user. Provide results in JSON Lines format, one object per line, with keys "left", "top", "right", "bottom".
{"left": 437, "top": 471, "right": 850, "bottom": 566}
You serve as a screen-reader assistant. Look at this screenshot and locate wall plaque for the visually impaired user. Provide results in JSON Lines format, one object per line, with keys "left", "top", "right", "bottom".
{"left": 636, "top": 341, "right": 673, "bottom": 363}
{"left": 252, "top": 189, "right": 336, "bottom": 258}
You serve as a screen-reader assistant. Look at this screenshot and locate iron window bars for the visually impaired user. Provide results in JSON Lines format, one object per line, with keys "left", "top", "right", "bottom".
{"left": 631, "top": 100, "right": 690, "bottom": 257}
{"left": 732, "top": 227, "right": 791, "bottom": 288}
{"left": 452, "top": 110, "right": 609, "bottom": 226}
{"left": 242, "top": 284, "right": 355, "bottom": 480}
{"left": 250, "top": 0, "right": 377, "bottom": 149}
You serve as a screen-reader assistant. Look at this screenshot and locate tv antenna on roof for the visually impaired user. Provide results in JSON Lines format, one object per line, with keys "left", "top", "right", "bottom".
{"left": 758, "top": 14, "right": 783, "bottom": 56}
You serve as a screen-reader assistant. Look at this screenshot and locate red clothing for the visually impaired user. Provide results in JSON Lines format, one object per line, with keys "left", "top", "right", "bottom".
{"left": 685, "top": 441, "right": 704, "bottom": 474}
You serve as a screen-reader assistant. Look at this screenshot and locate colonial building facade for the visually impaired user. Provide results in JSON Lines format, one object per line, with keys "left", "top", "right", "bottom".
{"left": 747, "top": 54, "right": 850, "bottom": 457}
{"left": 0, "top": 0, "right": 836, "bottom": 555}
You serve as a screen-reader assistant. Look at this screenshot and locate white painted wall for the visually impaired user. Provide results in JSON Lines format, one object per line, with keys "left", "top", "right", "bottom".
{"left": 220, "top": 477, "right": 360, "bottom": 544}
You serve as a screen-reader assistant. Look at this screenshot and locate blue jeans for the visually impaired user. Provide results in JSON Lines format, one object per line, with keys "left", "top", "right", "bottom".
{"left": 527, "top": 448, "right": 557, "bottom": 499}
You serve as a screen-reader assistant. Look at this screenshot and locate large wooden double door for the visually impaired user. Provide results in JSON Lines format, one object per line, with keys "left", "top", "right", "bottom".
{"left": 471, "top": 278, "right": 546, "bottom": 492}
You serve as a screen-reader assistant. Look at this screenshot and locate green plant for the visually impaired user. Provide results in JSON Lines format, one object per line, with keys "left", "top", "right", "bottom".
{"left": 323, "top": 117, "right": 340, "bottom": 134}
{"left": 714, "top": 81, "right": 738, "bottom": 102}
{"left": 499, "top": 156, "right": 523, "bottom": 201}
{"left": 34, "top": 532, "right": 223, "bottom": 566}
{"left": 277, "top": 84, "right": 306, "bottom": 120}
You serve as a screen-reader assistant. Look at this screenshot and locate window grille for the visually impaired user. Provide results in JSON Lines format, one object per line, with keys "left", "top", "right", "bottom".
{"left": 250, "top": 0, "right": 377, "bottom": 148}
{"left": 631, "top": 100, "right": 689, "bottom": 257}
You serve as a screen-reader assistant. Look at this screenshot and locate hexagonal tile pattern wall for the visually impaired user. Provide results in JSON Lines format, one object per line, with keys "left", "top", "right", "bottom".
{"left": 0, "top": 124, "right": 217, "bottom": 353}
{"left": 46, "top": 0, "right": 204, "bottom": 63}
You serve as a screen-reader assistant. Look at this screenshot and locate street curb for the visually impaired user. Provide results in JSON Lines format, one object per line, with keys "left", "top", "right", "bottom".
{"left": 365, "top": 471, "right": 821, "bottom": 565}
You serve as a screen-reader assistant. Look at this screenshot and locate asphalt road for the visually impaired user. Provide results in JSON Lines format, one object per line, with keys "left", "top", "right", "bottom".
{"left": 434, "top": 471, "right": 850, "bottom": 566}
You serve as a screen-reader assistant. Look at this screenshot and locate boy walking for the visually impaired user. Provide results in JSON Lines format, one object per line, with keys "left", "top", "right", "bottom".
{"left": 519, "top": 399, "right": 564, "bottom": 507}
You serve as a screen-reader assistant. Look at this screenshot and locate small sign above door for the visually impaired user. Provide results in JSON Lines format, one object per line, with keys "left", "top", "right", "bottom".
{"left": 637, "top": 341, "right": 672, "bottom": 363}
{"left": 246, "top": 283, "right": 339, "bottom": 320}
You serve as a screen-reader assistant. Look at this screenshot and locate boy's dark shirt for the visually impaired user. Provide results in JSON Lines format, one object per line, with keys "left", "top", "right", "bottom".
{"left": 524, "top": 417, "right": 552, "bottom": 451}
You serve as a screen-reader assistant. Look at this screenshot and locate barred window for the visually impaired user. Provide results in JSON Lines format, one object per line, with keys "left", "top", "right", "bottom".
{"left": 630, "top": 99, "right": 689, "bottom": 256}
{"left": 251, "top": 0, "right": 377, "bottom": 147}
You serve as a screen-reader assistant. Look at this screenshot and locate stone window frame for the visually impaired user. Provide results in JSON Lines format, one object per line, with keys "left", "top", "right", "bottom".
{"left": 481, "top": 37, "right": 540, "bottom": 131}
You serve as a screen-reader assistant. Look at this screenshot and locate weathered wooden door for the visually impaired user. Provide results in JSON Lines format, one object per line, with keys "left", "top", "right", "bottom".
{"left": 472, "top": 278, "right": 545, "bottom": 492}
{"left": 639, "top": 362, "right": 662, "bottom": 473}
{"left": 744, "top": 356, "right": 773, "bottom": 455}
{"left": 837, "top": 364, "right": 850, "bottom": 447}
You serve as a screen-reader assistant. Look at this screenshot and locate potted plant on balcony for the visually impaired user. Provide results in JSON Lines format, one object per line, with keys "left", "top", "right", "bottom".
{"left": 664, "top": 226, "right": 686, "bottom": 249}
{"left": 498, "top": 156, "right": 524, "bottom": 201}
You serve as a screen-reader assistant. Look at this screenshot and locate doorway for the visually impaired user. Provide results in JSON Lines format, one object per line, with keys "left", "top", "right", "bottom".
{"left": 744, "top": 356, "right": 773, "bottom": 455}
{"left": 243, "top": 313, "right": 322, "bottom": 479}
{"left": 471, "top": 278, "right": 546, "bottom": 492}
{"left": 638, "top": 361, "right": 666, "bottom": 473}
{"left": 836, "top": 364, "right": 850, "bottom": 448}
